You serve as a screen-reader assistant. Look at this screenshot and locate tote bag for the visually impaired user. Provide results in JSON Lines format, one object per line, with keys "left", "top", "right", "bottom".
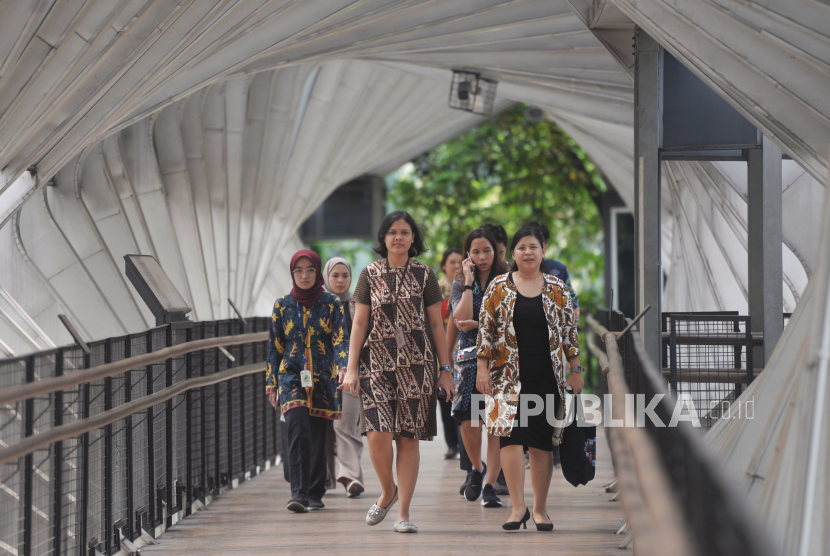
{"left": 559, "top": 394, "right": 596, "bottom": 487}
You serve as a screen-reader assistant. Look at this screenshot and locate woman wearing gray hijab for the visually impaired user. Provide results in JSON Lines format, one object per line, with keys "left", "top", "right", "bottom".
{"left": 324, "top": 257, "right": 365, "bottom": 497}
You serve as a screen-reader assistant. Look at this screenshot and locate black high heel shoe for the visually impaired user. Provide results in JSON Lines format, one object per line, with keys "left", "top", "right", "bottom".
{"left": 533, "top": 513, "right": 554, "bottom": 532}
{"left": 502, "top": 508, "right": 531, "bottom": 530}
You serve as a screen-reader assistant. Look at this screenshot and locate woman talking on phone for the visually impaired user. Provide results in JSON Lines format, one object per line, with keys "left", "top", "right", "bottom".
{"left": 476, "top": 223, "right": 583, "bottom": 532}
{"left": 445, "top": 227, "right": 509, "bottom": 507}
{"left": 266, "top": 250, "right": 350, "bottom": 513}
{"left": 340, "top": 211, "right": 456, "bottom": 534}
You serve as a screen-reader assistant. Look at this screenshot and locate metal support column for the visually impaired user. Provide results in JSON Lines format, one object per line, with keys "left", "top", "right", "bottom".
{"left": 747, "top": 135, "right": 783, "bottom": 367}
{"left": 634, "top": 28, "right": 663, "bottom": 368}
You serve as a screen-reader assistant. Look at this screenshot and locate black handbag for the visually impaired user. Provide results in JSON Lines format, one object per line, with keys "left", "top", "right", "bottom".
{"left": 559, "top": 394, "right": 596, "bottom": 487}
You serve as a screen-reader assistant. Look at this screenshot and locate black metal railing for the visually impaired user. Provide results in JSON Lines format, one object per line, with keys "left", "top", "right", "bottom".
{"left": 662, "top": 313, "right": 757, "bottom": 429}
{"left": 0, "top": 318, "right": 280, "bottom": 556}
{"left": 588, "top": 311, "right": 774, "bottom": 556}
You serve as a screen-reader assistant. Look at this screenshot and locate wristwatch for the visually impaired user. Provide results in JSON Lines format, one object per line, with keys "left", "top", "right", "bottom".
{"left": 571, "top": 364, "right": 584, "bottom": 374}
{"left": 440, "top": 364, "right": 452, "bottom": 372}
{"left": 463, "top": 284, "right": 474, "bottom": 291}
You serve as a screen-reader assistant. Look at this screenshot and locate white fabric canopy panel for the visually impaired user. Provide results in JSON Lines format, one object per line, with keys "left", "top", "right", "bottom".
{"left": 0, "top": 60, "right": 497, "bottom": 351}
{"left": 0, "top": 0, "right": 827, "bottom": 353}
{"left": 706, "top": 160, "right": 830, "bottom": 556}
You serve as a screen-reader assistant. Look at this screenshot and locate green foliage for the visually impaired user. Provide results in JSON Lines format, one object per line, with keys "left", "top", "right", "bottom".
{"left": 388, "top": 104, "right": 606, "bottom": 326}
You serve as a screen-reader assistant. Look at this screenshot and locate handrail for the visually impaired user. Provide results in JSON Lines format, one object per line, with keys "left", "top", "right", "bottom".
{"left": 0, "top": 361, "right": 266, "bottom": 466}
{"left": 0, "top": 331, "right": 268, "bottom": 407}
{"left": 586, "top": 323, "right": 610, "bottom": 377}
{"left": 587, "top": 315, "right": 694, "bottom": 556}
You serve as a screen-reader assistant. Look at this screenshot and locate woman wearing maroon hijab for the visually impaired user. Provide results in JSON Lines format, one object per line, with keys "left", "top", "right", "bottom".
{"left": 267, "top": 249, "right": 350, "bottom": 512}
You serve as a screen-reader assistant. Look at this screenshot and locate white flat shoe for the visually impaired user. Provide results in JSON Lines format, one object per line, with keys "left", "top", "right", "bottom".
{"left": 365, "top": 487, "right": 397, "bottom": 526}
{"left": 394, "top": 521, "right": 418, "bottom": 533}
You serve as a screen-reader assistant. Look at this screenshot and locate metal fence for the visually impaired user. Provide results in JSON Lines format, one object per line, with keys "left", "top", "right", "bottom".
{"left": 588, "top": 311, "right": 774, "bottom": 556}
{"left": 0, "top": 318, "right": 280, "bottom": 556}
{"left": 662, "top": 313, "right": 757, "bottom": 429}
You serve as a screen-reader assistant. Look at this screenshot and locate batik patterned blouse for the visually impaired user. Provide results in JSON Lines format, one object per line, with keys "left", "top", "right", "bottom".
{"left": 476, "top": 273, "right": 579, "bottom": 436}
{"left": 266, "top": 292, "right": 349, "bottom": 420}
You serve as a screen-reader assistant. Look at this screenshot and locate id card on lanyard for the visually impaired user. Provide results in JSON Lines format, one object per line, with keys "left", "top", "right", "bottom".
{"left": 387, "top": 259, "right": 410, "bottom": 349}
{"left": 297, "top": 304, "right": 313, "bottom": 388}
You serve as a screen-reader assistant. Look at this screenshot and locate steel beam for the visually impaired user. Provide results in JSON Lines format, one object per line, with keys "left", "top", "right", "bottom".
{"left": 634, "top": 28, "right": 663, "bottom": 368}
{"left": 747, "top": 135, "right": 783, "bottom": 366}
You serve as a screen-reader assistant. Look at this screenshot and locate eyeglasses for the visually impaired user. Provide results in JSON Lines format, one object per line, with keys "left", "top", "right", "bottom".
{"left": 293, "top": 268, "right": 317, "bottom": 277}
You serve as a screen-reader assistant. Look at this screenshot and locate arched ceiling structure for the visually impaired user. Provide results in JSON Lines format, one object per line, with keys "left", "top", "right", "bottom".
{"left": 0, "top": 0, "right": 827, "bottom": 353}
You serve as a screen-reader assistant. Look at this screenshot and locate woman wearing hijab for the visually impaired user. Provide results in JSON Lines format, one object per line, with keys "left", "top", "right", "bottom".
{"left": 266, "top": 249, "right": 350, "bottom": 513}
{"left": 323, "top": 257, "right": 365, "bottom": 497}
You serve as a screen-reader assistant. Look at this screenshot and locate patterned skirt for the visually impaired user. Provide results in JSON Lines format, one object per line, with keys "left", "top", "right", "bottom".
{"left": 358, "top": 331, "right": 436, "bottom": 440}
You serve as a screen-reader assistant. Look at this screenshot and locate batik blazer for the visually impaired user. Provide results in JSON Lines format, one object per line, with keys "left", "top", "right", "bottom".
{"left": 476, "top": 273, "right": 579, "bottom": 436}
{"left": 266, "top": 292, "right": 349, "bottom": 420}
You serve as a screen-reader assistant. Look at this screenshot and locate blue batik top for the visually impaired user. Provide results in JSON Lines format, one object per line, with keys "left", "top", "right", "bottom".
{"left": 449, "top": 273, "right": 496, "bottom": 413}
{"left": 265, "top": 292, "right": 349, "bottom": 420}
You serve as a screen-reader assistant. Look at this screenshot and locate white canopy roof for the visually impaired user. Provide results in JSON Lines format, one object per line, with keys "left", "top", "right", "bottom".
{"left": 706, "top": 161, "right": 830, "bottom": 555}
{"left": 0, "top": 1, "right": 827, "bottom": 353}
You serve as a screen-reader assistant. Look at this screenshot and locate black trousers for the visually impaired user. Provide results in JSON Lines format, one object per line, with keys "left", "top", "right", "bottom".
{"left": 438, "top": 398, "right": 459, "bottom": 449}
{"left": 283, "top": 407, "right": 330, "bottom": 501}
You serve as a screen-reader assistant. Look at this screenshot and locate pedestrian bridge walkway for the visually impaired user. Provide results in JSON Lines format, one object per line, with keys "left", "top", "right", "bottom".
{"left": 142, "top": 425, "right": 621, "bottom": 556}
{"left": 0, "top": 314, "right": 773, "bottom": 556}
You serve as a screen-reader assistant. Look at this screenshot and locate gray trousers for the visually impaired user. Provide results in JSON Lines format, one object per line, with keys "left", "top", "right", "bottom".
{"left": 326, "top": 391, "right": 364, "bottom": 489}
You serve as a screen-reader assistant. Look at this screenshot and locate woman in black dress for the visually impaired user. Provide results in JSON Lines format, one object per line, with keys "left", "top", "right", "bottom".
{"left": 476, "top": 223, "right": 583, "bottom": 531}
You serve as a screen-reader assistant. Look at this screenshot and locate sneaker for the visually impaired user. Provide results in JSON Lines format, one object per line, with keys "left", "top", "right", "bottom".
{"left": 308, "top": 498, "right": 325, "bottom": 511}
{"left": 464, "top": 461, "right": 487, "bottom": 502}
{"left": 444, "top": 446, "right": 459, "bottom": 460}
{"left": 286, "top": 497, "right": 308, "bottom": 513}
{"left": 347, "top": 480, "right": 364, "bottom": 498}
{"left": 495, "top": 470, "right": 509, "bottom": 496}
{"left": 481, "top": 483, "right": 502, "bottom": 508}
{"left": 460, "top": 469, "right": 472, "bottom": 496}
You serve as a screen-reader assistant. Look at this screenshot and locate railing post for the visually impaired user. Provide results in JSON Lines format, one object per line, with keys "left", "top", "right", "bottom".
{"left": 199, "top": 324, "right": 207, "bottom": 501}
{"left": 185, "top": 326, "right": 193, "bottom": 516}
{"left": 165, "top": 325, "right": 175, "bottom": 527}
{"left": 80, "top": 351, "right": 91, "bottom": 555}
{"left": 53, "top": 349, "right": 64, "bottom": 555}
{"left": 145, "top": 330, "right": 156, "bottom": 530}
{"left": 104, "top": 340, "right": 113, "bottom": 551}
{"left": 239, "top": 323, "right": 246, "bottom": 477}
{"left": 124, "top": 337, "right": 135, "bottom": 541}
{"left": 745, "top": 316, "right": 754, "bottom": 387}
{"left": 214, "top": 325, "right": 221, "bottom": 491}
{"left": 22, "top": 356, "right": 34, "bottom": 556}
{"left": 669, "top": 316, "right": 678, "bottom": 396}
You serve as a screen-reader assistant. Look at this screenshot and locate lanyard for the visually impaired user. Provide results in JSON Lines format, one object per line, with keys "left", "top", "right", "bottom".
{"left": 385, "top": 258, "right": 410, "bottom": 325}
{"left": 296, "top": 302, "right": 313, "bottom": 367}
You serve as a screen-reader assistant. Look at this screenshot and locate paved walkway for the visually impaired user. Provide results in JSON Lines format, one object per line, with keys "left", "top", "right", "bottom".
{"left": 144, "top": 423, "right": 622, "bottom": 555}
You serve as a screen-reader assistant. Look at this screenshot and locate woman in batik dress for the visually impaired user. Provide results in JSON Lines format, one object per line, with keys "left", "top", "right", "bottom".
{"left": 341, "top": 211, "right": 456, "bottom": 534}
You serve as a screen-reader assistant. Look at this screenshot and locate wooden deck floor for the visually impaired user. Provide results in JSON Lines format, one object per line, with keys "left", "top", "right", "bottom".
{"left": 144, "top": 424, "right": 623, "bottom": 555}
